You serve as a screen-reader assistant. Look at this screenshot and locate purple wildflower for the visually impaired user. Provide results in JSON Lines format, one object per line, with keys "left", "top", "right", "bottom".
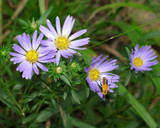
{"left": 10, "top": 30, "right": 55, "bottom": 79}
{"left": 130, "top": 44, "right": 158, "bottom": 73}
{"left": 39, "top": 15, "right": 89, "bottom": 65}
{"left": 84, "top": 55, "right": 119, "bottom": 99}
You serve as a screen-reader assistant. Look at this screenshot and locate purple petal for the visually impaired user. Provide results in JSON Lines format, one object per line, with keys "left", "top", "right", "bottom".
{"left": 17, "top": 35, "right": 30, "bottom": 51}
{"left": 39, "top": 25, "right": 54, "bottom": 40}
{"left": 56, "top": 51, "right": 61, "bottom": 65}
{"left": 22, "top": 63, "right": 32, "bottom": 79}
{"left": 16, "top": 60, "right": 29, "bottom": 72}
{"left": 56, "top": 17, "right": 61, "bottom": 35}
{"left": 10, "top": 56, "right": 25, "bottom": 64}
{"left": 65, "top": 18, "right": 75, "bottom": 37}
{"left": 26, "top": 34, "right": 32, "bottom": 49}
{"left": 32, "top": 30, "right": 37, "bottom": 48}
{"left": 69, "top": 29, "right": 87, "bottom": 41}
{"left": 36, "top": 62, "right": 48, "bottom": 72}
{"left": 33, "top": 63, "right": 39, "bottom": 75}
{"left": 13, "top": 44, "right": 26, "bottom": 55}
{"left": 47, "top": 19, "right": 57, "bottom": 36}
{"left": 62, "top": 15, "right": 71, "bottom": 36}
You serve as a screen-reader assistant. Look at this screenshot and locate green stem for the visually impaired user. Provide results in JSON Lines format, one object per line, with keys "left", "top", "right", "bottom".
{"left": 118, "top": 83, "right": 157, "bottom": 128}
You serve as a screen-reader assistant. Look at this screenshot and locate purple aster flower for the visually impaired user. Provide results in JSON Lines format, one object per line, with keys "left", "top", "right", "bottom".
{"left": 130, "top": 44, "right": 158, "bottom": 73}
{"left": 10, "top": 30, "right": 55, "bottom": 79}
{"left": 84, "top": 55, "right": 119, "bottom": 100}
{"left": 39, "top": 15, "right": 89, "bottom": 65}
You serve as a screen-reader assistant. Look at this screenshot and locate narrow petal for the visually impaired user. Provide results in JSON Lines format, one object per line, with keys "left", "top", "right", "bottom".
{"left": 47, "top": 19, "right": 57, "bottom": 36}
{"left": 26, "top": 34, "right": 32, "bottom": 49}
{"left": 22, "top": 63, "right": 32, "bottom": 79}
{"left": 32, "top": 30, "right": 37, "bottom": 48}
{"left": 36, "top": 62, "right": 48, "bottom": 72}
{"left": 33, "top": 63, "right": 39, "bottom": 75}
{"left": 10, "top": 56, "right": 25, "bottom": 64}
{"left": 33, "top": 32, "right": 44, "bottom": 50}
{"left": 56, "top": 17, "right": 61, "bottom": 35}
{"left": 17, "top": 35, "right": 29, "bottom": 51}
{"left": 69, "top": 29, "right": 87, "bottom": 40}
{"left": 62, "top": 15, "right": 71, "bottom": 36}
{"left": 39, "top": 25, "right": 54, "bottom": 40}
{"left": 10, "top": 52, "right": 25, "bottom": 58}
{"left": 65, "top": 18, "right": 75, "bottom": 37}
{"left": 16, "top": 60, "right": 29, "bottom": 72}
{"left": 13, "top": 44, "right": 26, "bottom": 55}
{"left": 56, "top": 51, "right": 61, "bottom": 65}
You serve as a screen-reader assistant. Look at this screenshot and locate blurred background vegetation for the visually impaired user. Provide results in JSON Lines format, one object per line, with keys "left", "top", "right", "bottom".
{"left": 1, "top": 0, "right": 160, "bottom": 128}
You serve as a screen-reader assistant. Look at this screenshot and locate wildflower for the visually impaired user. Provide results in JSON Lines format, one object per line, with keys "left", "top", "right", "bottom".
{"left": 10, "top": 30, "right": 55, "bottom": 79}
{"left": 84, "top": 55, "right": 119, "bottom": 99}
{"left": 39, "top": 15, "right": 89, "bottom": 65}
{"left": 130, "top": 44, "right": 158, "bottom": 73}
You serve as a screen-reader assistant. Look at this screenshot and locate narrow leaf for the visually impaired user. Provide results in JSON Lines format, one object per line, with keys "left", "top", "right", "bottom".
{"left": 60, "top": 75, "right": 71, "bottom": 87}
{"left": 71, "top": 90, "right": 80, "bottom": 104}
{"left": 124, "top": 71, "right": 132, "bottom": 86}
{"left": 71, "top": 117, "right": 96, "bottom": 128}
{"left": 37, "top": 6, "right": 53, "bottom": 24}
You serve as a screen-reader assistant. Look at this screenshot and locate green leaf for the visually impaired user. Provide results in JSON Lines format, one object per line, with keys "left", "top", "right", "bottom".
{"left": 13, "top": 84, "right": 23, "bottom": 90}
{"left": 85, "top": 86, "right": 90, "bottom": 98}
{"left": 71, "top": 117, "right": 96, "bottom": 128}
{"left": 60, "top": 75, "right": 71, "bottom": 87}
{"left": 51, "top": 99, "right": 58, "bottom": 109}
{"left": 23, "top": 114, "right": 37, "bottom": 124}
{"left": 139, "top": 30, "right": 160, "bottom": 42}
{"left": 36, "top": 107, "right": 58, "bottom": 123}
{"left": 71, "top": 90, "right": 80, "bottom": 104}
{"left": 118, "top": 83, "right": 157, "bottom": 128}
{"left": 37, "top": 6, "right": 53, "bottom": 24}
{"left": 125, "top": 47, "right": 131, "bottom": 57}
{"left": 18, "top": 19, "right": 28, "bottom": 27}
{"left": 63, "top": 92, "right": 68, "bottom": 100}
{"left": 124, "top": 71, "right": 132, "bottom": 86}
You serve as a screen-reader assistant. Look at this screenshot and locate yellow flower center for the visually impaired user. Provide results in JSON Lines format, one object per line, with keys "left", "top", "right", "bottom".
{"left": 26, "top": 50, "right": 39, "bottom": 63}
{"left": 133, "top": 57, "right": 143, "bottom": 67}
{"left": 55, "top": 36, "right": 70, "bottom": 50}
{"left": 89, "top": 68, "right": 101, "bottom": 81}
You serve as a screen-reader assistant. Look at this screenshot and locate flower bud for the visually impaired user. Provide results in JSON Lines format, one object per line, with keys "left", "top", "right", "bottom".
{"left": 55, "top": 66, "right": 63, "bottom": 73}
{"left": 30, "top": 22, "right": 37, "bottom": 30}
{"left": 71, "top": 62, "right": 77, "bottom": 68}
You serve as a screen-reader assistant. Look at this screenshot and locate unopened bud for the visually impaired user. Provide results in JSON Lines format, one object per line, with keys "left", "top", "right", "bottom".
{"left": 71, "top": 62, "right": 77, "bottom": 68}
{"left": 31, "top": 22, "right": 37, "bottom": 30}
{"left": 56, "top": 67, "right": 63, "bottom": 73}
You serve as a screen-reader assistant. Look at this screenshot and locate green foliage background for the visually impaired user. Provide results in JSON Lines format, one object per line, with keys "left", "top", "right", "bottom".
{"left": 1, "top": 0, "right": 160, "bottom": 128}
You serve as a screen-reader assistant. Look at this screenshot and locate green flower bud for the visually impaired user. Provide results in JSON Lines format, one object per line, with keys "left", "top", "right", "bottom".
{"left": 71, "top": 62, "right": 77, "bottom": 68}
{"left": 30, "top": 22, "right": 37, "bottom": 30}
{"left": 56, "top": 66, "right": 63, "bottom": 73}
